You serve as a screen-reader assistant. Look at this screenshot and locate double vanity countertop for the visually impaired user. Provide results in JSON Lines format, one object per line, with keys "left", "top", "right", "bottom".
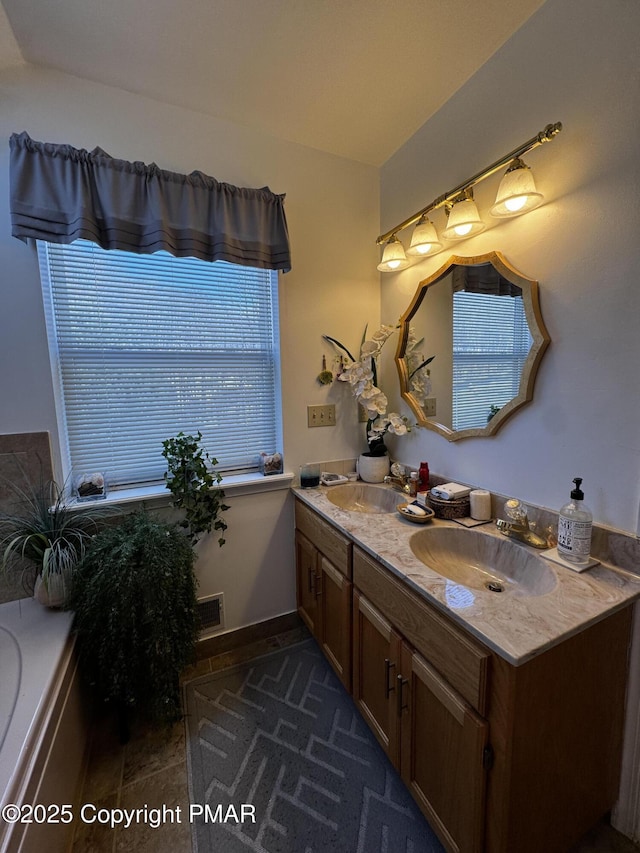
{"left": 292, "top": 483, "right": 640, "bottom": 666}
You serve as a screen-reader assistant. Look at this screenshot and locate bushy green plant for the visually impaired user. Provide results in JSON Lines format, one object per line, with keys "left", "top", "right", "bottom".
{"left": 69, "top": 511, "right": 199, "bottom": 725}
{"left": 162, "top": 431, "right": 228, "bottom": 545}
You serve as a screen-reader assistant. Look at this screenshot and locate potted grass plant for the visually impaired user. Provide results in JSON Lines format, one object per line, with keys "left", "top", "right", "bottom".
{"left": 0, "top": 473, "right": 111, "bottom": 607}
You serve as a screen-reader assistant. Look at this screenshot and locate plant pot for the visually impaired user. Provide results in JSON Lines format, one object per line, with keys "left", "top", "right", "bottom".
{"left": 357, "top": 452, "right": 390, "bottom": 483}
{"left": 34, "top": 572, "right": 68, "bottom": 609}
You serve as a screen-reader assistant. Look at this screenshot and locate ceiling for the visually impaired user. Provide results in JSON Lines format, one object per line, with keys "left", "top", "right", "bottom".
{"left": 1, "top": 0, "right": 547, "bottom": 166}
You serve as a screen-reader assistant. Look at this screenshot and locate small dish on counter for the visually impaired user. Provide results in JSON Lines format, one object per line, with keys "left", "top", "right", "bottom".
{"left": 397, "top": 502, "right": 435, "bottom": 523}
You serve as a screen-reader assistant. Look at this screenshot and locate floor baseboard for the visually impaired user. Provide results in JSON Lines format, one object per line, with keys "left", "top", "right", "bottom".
{"left": 195, "top": 610, "right": 302, "bottom": 661}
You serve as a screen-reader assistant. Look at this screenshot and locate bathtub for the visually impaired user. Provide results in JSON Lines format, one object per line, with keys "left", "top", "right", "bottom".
{"left": 0, "top": 598, "right": 89, "bottom": 853}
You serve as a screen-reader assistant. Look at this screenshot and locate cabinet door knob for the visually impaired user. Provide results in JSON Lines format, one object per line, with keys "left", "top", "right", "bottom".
{"left": 384, "top": 658, "right": 396, "bottom": 698}
{"left": 397, "top": 674, "right": 409, "bottom": 716}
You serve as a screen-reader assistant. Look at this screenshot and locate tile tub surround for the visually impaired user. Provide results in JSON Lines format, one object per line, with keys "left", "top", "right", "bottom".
{"left": 0, "top": 431, "right": 54, "bottom": 604}
{"left": 292, "top": 485, "right": 640, "bottom": 665}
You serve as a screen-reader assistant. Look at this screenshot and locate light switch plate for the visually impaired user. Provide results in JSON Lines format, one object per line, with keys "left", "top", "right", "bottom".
{"left": 307, "top": 404, "right": 336, "bottom": 427}
{"left": 423, "top": 397, "right": 437, "bottom": 417}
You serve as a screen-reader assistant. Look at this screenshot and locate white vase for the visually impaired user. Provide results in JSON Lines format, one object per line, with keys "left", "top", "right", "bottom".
{"left": 34, "top": 573, "right": 68, "bottom": 609}
{"left": 357, "top": 453, "right": 390, "bottom": 484}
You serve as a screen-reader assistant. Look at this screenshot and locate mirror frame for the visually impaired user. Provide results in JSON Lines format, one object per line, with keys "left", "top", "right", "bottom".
{"left": 395, "top": 251, "right": 550, "bottom": 441}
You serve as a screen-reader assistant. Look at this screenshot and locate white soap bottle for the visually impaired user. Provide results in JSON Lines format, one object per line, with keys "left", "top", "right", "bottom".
{"left": 557, "top": 477, "right": 593, "bottom": 566}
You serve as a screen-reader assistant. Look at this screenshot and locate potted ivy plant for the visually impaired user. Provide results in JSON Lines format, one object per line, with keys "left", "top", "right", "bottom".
{"left": 69, "top": 510, "right": 199, "bottom": 736}
{"left": 161, "top": 431, "right": 228, "bottom": 545}
{"left": 0, "top": 472, "right": 111, "bottom": 607}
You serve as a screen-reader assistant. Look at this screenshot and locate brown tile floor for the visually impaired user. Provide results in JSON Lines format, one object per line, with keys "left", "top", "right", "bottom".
{"left": 71, "top": 625, "right": 640, "bottom": 853}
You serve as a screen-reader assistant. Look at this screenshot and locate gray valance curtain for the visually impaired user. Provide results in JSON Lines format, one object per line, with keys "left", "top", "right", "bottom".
{"left": 9, "top": 132, "right": 291, "bottom": 272}
{"left": 452, "top": 263, "right": 521, "bottom": 297}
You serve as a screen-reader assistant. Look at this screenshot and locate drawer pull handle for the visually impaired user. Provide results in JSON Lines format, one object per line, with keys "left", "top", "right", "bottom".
{"left": 397, "top": 674, "right": 409, "bottom": 716}
{"left": 384, "top": 658, "right": 396, "bottom": 698}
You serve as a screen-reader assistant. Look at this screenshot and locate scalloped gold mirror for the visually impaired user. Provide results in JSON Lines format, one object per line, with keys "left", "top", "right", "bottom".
{"left": 395, "top": 252, "right": 550, "bottom": 441}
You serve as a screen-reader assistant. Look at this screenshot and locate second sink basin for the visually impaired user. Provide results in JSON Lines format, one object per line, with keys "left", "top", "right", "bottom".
{"left": 410, "top": 526, "right": 557, "bottom": 597}
{"left": 326, "top": 483, "right": 401, "bottom": 514}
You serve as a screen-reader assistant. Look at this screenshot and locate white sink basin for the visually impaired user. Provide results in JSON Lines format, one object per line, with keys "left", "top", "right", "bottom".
{"left": 410, "top": 526, "right": 557, "bottom": 597}
{"left": 326, "top": 484, "right": 401, "bottom": 514}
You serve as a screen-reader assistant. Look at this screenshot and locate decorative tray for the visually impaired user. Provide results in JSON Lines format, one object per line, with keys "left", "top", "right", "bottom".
{"left": 397, "top": 502, "right": 435, "bottom": 523}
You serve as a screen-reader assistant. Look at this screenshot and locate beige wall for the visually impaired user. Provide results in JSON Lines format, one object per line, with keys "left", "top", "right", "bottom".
{"left": 380, "top": 0, "right": 640, "bottom": 535}
{"left": 0, "top": 63, "right": 380, "bottom": 624}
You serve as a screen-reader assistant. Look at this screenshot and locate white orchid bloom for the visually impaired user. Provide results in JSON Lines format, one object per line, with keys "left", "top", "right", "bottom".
{"left": 338, "top": 360, "right": 373, "bottom": 389}
{"left": 359, "top": 384, "right": 387, "bottom": 415}
{"left": 371, "top": 324, "right": 396, "bottom": 343}
{"left": 386, "top": 413, "right": 410, "bottom": 435}
{"left": 326, "top": 323, "right": 431, "bottom": 451}
{"left": 360, "top": 340, "right": 382, "bottom": 359}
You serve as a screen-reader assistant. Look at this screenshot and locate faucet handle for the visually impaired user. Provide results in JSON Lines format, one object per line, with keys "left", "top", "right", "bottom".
{"left": 504, "top": 498, "right": 528, "bottom": 522}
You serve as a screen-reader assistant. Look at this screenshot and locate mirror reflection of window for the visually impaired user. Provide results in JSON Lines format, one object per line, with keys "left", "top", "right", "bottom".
{"left": 452, "top": 289, "right": 533, "bottom": 430}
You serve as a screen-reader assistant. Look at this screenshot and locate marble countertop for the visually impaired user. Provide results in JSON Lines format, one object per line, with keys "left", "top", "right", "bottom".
{"left": 292, "top": 484, "right": 640, "bottom": 666}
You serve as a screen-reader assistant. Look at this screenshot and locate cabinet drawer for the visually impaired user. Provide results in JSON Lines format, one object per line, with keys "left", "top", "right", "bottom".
{"left": 295, "top": 500, "right": 352, "bottom": 578}
{"left": 354, "top": 547, "right": 489, "bottom": 715}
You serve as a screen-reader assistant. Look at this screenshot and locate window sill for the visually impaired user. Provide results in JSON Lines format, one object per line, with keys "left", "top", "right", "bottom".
{"left": 67, "top": 472, "right": 294, "bottom": 510}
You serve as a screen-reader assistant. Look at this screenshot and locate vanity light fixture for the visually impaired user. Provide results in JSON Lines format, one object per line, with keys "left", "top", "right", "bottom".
{"left": 376, "top": 121, "right": 562, "bottom": 272}
{"left": 441, "top": 189, "right": 486, "bottom": 240}
{"left": 406, "top": 215, "right": 444, "bottom": 257}
{"left": 490, "top": 157, "right": 544, "bottom": 217}
{"left": 377, "top": 235, "right": 411, "bottom": 272}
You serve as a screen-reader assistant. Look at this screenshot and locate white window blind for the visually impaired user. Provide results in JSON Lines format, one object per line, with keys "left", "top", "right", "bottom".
{"left": 452, "top": 291, "right": 532, "bottom": 431}
{"left": 38, "top": 239, "right": 281, "bottom": 487}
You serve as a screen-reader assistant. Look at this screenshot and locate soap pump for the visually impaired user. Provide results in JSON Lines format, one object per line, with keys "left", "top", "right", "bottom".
{"left": 557, "top": 477, "right": 593, "bottom": 566}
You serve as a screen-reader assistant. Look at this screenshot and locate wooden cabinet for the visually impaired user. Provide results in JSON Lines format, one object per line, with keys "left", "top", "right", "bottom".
{"left": 353, "top": 548, "right": 490, "bottom": 853}
{"left": 295, "top": 529, "right": 320, "bottom": 636}
{"left": 317, "top": 556, "right": 351, "bottom": 688}
{"left": 352, "top": 543, "right": 632, "bottom": 853}
{"left": 352, "top": 588, "right": 402, "bottom": 764}
{"left": 399, "top": 643, "right": 488, "bottom": 853}
{"left": 295, "top": 501, "right": 352, "bottom": 690}
{"left": 294, "top": 500, "right": 633, "bottom": 853}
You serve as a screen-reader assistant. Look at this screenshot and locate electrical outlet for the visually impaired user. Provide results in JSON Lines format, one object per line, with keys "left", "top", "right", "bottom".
{"left": 423, "top": 397, "right": 437, "bottom": 417}
{"left": 307, "top": 404, "right": 336, "bottom": 427}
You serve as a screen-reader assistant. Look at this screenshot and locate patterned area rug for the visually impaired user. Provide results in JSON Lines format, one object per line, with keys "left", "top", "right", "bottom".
{"left": 184, "top": 638, "right": 444, "bottom": 853}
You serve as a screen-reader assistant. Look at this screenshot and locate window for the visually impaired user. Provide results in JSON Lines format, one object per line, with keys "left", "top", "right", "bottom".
{"left": 452, "top": 291, "right": 532, "bottom": 431}
{"left": 38, "top": 240, "right": 282, "bottom": 488}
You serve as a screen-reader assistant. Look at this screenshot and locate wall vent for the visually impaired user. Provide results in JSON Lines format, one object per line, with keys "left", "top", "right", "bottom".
{"left": 197, "top": 593, "right": 225, "bottom": 637}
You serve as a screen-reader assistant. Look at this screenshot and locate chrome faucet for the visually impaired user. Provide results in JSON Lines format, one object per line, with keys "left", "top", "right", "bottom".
{"left": 384, "top": 462, "right": 411, "bottom": 494}
{"left": 495, "top": 499, "right": 548, "bottom": 549}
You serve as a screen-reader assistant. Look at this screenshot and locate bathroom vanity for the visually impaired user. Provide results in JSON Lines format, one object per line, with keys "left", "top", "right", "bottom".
{"left": 293, "top": 486, "right": 640, "bottom": 853}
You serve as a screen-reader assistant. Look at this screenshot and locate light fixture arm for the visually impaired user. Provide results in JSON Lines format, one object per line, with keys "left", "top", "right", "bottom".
{"left": 376, "top": 121, "right": 562, "bottom": 245}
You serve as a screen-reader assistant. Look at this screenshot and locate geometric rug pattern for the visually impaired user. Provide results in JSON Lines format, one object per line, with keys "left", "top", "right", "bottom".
{"left": 184, "top": 638, "right": 444, "bottom": 853}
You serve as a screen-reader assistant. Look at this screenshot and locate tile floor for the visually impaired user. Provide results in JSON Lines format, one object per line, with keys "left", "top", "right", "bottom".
{"left": 71, "top": 625, "right": 640, "bottom": 853}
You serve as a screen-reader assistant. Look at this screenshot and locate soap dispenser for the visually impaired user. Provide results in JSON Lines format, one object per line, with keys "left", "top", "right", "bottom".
{"left": 557, "top": 477, "right": 593, "bottom": 566}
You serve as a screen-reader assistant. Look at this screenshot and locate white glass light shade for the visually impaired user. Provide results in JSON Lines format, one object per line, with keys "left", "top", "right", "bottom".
{"left": 406, "top": 217, "right": 444, "bottom": 257}
{"left": 490, "top": 160, "right": 543, "bottom": 217}
{"left": 442, "top": 197, "right": 485, "bottom": 240}
{"left": 377, "top": 236, "right": 410, "bottom": 272}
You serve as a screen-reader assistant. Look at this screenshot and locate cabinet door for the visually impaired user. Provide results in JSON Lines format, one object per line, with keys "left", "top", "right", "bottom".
{"left": 352, "top": 589, "right": 401, "bottom": 765}
{"left": 318, "top": 556, "right": 352, "bottom": 691}
{"left": 400, "top": 644, "right": 488, "bottom": 853}
{"left": 295, "top": 530, "right": 320, "bottom": 637}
